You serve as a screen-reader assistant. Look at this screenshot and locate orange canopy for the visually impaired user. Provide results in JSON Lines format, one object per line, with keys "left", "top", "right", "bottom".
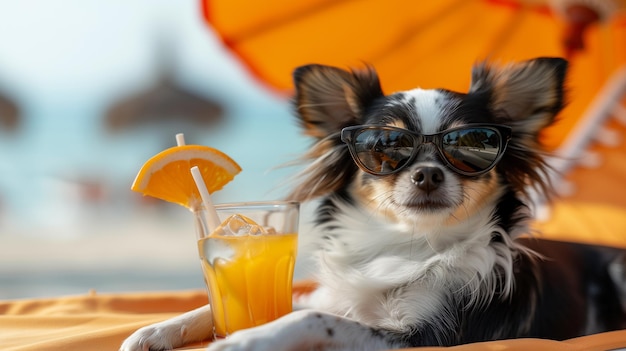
{"left": 202, "top": 0, "right": 626, "bottom": 150}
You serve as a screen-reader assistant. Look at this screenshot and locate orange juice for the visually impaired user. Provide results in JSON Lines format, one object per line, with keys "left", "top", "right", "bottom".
{"left": 198, "top": 232, "right": 298, "bottom": 337}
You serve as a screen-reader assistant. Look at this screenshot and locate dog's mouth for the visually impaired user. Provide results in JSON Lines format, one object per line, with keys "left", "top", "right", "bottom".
{"left": 402, "top": 198, "right": 454, "bottom": 212}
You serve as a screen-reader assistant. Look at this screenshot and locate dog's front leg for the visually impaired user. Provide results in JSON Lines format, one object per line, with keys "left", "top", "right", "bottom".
{"left": 206, "top": 310, "right": 403, "bottom": 351}
{"left": 120, "top": 304, "right": 212, "bottom": 351}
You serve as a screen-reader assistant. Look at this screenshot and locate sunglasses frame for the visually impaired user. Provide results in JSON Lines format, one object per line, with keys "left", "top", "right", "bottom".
{"left": 340, "top": 123, "right": 513, "bottom": 176}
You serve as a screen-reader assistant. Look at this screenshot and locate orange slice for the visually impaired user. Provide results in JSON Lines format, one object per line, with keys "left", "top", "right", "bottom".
{"left": 131, "top": 145, "right": 241, "bottom": 209}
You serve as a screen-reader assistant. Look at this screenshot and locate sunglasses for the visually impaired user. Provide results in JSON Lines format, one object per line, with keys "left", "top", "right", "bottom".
{"left": 340, "top": 124, "right": 512, "bottom": 176}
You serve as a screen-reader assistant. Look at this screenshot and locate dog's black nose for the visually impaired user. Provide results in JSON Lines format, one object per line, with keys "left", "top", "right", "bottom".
{"left": 411, "top": 167, "right": 444, "bottom": 192}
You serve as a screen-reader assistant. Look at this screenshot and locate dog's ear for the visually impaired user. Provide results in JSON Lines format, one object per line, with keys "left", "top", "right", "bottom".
{"left": 470, "top": 57, "right": 568, "bottom": 197}
{"left": 469, "top": 57, "right": 567, "bottom": 134}
{"left": 293, "top": 64, "right": 384, "bottom": 138}
{"left": 286, "top": 65, "right": 382, "bottom": 202}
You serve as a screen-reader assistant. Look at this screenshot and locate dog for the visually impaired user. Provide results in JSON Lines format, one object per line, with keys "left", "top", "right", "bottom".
{"left": 120, "top": 57, "right": 626, "bottom": 351}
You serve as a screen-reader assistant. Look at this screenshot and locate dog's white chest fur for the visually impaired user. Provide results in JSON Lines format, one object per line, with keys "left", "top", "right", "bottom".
{"left": 307, "top": 199, "right": 514, "bottom": 332}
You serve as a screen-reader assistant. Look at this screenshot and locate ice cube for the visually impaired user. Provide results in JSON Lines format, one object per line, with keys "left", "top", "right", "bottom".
{"left": 200, "top": 238, "right": 235, "bottom": 264}
{"left": 213, "top": 214, "right": 268, "bottom": 236}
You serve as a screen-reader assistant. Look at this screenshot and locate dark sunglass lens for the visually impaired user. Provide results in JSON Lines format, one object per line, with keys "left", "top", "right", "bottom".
{"left": 353, "top": 129, "right": 415, "bottom": 173}
{"left": 441, "top": 128, "right": 501, "bottom": 173}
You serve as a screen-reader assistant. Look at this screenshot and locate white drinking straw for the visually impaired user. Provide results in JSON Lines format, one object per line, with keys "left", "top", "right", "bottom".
{"left": 176, "top": 133, "right": 186, "bottom": 146}
{"left": 191, "top": 166, "right": 222, "bottom": 232}
{"left": 177, "top": 133, "right": 221, "bottom": 232}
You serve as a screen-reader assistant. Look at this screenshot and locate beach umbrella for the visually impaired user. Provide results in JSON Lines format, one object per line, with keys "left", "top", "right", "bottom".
{"left": 104, "top": 35, "right": 223, "bottom": 132}
{"left": 104, "top": 72, "right": 223, "bottom": 131}
{"left": 201, "top": 0, "right": 626, "bottom": 150}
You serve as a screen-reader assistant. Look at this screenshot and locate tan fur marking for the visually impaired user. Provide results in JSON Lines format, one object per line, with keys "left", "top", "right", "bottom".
{"left": 447, "top": 171, "right": 501, "bottom": 226}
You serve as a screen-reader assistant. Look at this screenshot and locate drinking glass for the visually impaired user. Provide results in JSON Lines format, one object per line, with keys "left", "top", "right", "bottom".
{"left": 194, "top": 201, "right": 299, "bottom": 339}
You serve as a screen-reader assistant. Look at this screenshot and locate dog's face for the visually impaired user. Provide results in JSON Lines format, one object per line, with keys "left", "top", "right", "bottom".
{"left": 289, "top": 58, "right": 567, "bottom": 226}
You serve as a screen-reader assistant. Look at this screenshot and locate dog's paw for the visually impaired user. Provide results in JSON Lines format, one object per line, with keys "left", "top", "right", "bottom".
{"left": 205, "top": 310, "right": 399, "bottom": 351}
{"left": 206, "top": 326, "right": 280, "bottom": 351}
{"left": 205, "top": 312, "right": 316, "bottom": 351}
{"left": 206, "top": 310, "right": 328, "bottom": 351}
{"left": 119, "top": 322, "right": 184, "bottom": 351}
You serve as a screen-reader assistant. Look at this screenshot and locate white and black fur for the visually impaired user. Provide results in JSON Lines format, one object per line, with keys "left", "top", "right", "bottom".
{"left": 120, "top": 57, "right": 626, "bottom": 351}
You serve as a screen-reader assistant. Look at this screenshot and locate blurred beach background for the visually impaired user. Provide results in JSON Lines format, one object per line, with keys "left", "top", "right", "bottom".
{"left": 0, "top": 0, "right": 311, "bottom": 299}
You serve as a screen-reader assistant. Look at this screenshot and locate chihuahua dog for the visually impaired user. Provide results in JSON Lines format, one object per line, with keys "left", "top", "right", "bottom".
{"left": 121, "top": 57, "right": 626, "bottom": 351}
